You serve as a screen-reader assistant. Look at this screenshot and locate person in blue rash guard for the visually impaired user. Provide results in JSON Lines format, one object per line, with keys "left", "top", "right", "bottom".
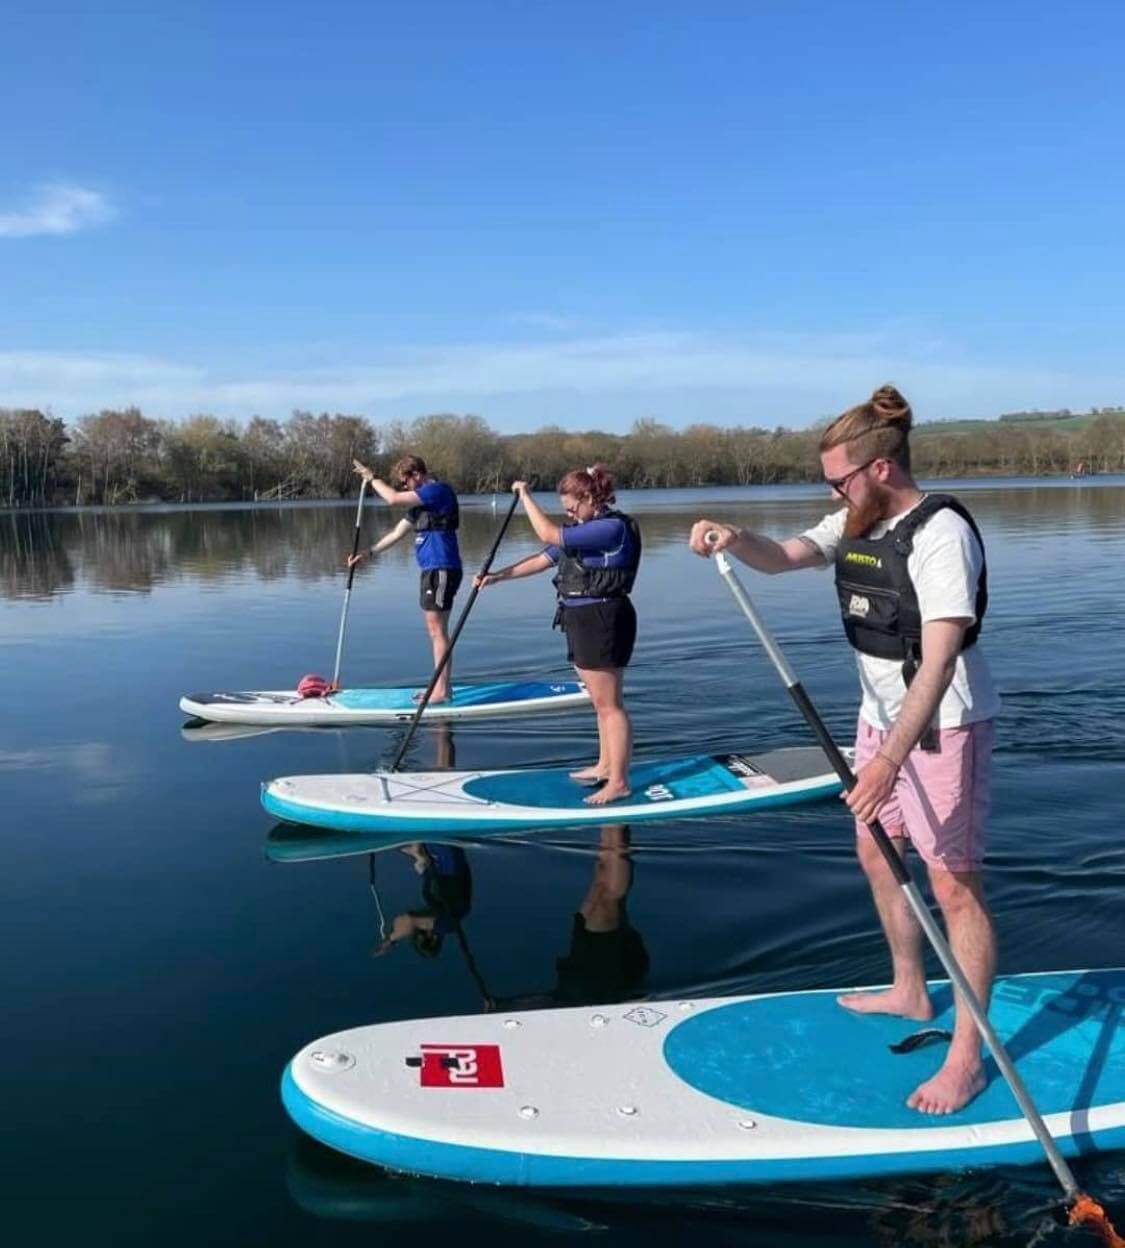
{"left": 474, "top": 465, "right": 641, "bottom": 805}
{"left": 348, "top": 454, "right": 462, "bottom": 702}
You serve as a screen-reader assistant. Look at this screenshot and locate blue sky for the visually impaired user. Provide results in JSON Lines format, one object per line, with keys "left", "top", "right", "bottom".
{"left": 2, "top": 0, "right": 1123, "bottom": 431}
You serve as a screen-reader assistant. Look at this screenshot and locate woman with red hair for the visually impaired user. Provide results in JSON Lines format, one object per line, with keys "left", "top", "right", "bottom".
{"left": 475, "top": 465, "right": 641, "bottom": 805}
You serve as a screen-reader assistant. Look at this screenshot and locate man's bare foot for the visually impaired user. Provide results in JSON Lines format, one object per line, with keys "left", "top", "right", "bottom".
{"left": 584, "top": 782, "right": 631, "bottom": 806}
{"left": 570, "top": 765, "right": 608, "bottom": 784}
{"left": 907, "top": 1061, "right": 986, "bottom": 1114}
{"left": 836, "top": 987, "right": 933, "bottom": 1020}
{"left": 413, "top": 689, "right": 451, "bottom": 704}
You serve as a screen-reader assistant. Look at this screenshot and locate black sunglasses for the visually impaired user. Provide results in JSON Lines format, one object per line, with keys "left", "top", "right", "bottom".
{"left": 825, "top": 456, "right": 882, "bottom": 496}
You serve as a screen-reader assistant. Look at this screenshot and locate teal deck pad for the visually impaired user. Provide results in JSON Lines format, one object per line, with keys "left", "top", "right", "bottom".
{"left": 462, "top": 754, "right": 746, "bottom": 809}
{"left": 664, "top": 970, "right": 1125, "bottom": 1130}
{"left": 332, "top": 681, "right": 583, "bottom": 711}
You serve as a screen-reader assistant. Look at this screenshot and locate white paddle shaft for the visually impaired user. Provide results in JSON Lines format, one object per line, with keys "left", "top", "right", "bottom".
{"left": 333, "top": 477, "right": 370, "bottom": 687}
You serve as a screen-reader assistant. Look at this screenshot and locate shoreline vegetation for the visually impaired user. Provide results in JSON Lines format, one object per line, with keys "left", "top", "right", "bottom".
{"left": 2, "top": 404, "right": 1123, "bottom": 510}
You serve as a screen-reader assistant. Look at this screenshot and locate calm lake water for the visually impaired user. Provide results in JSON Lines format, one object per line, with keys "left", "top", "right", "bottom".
{"left": 4, "top": 479, "right": 1125, "bottom": 1246}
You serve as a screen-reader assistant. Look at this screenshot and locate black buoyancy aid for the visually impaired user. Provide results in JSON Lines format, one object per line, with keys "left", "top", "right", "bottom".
{"left": 408, "top": 483, "right": 459, "bottom": 532}
{"left": 553, "top": 509, "right": 642, "bottom": 600}
{"left": 834, "top": 494, "right": 988, "bottom": 669}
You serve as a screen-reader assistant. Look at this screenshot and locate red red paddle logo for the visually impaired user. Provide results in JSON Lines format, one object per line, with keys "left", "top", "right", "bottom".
{"left": 407, "top": 1044, "right": 505, "bottom": 1088}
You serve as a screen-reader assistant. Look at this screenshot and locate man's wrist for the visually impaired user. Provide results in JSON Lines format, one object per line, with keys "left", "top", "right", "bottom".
{"left": 875, "top": 748, "right": 901, "bottom": 771}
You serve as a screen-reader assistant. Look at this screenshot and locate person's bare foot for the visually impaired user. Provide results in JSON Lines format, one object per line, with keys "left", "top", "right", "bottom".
{"left": 570, "top": 765, "right": 608, "bottom": 784}
{"left": 412, "top": 689, "right": 451, "bottom": 704}
{"left": 584, "top": 782, "right": 631, "bottom": 806}
{"left": 907, "top": 1060, "right": 986, "bottom": 1114}
{"left": 837, "top": 987, "right": 933, "bottom": 1020}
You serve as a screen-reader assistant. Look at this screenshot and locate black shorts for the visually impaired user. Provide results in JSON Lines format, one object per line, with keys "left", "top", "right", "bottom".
{"left": 553, "top": 912, "right": 650, "bottom": 1004}
{"left": 419, "top": 567, "right": 463, "bottom": 612}
{"left": 561, "top": 598, "right": 637, "bottom": 670}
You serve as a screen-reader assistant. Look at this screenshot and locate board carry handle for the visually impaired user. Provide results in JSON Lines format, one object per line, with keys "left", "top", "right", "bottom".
{"left": 332, "top": 477, "right": 370, "bottom": 689}
{"left": 704, "top": 530, "right": 1124, "bottom": 1240}
{"left": 389, "top": 490, "right": 521, "bottom": 772}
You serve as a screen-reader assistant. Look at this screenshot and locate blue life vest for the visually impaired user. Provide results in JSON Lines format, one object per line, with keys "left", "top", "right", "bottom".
{"left": 553, "top": 509, "right": 642, "bottom": 600}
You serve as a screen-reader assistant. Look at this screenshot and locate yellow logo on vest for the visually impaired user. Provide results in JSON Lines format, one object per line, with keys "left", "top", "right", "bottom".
{"left": 843, "top": 552, "right": 881, "bottom": 568}
{"left": 848, "top": 593, "right": 871, "bottom": 618}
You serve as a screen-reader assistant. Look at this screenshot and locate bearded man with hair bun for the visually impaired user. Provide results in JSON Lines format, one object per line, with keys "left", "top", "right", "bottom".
{"left": 690, "top": 384, "right": 999, "bottom": 1117}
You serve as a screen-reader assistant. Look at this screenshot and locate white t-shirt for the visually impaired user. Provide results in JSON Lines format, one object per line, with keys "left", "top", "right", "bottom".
{"left": 801, "top": 500, "right": 1000, "bottom": 731}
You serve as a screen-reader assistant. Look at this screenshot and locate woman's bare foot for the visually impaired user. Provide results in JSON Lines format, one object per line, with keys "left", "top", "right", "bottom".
{"left": 570, "top": 765, "right": 608, "bottom": 784}
{"left": 837, "top": 987, "right": 933, "bottom": 1020}
{"left": 907, "top": 1061, "right": 986, "bottom": 1114}
{"left": 412, "top": 689, "right": 451, "bottom": 704}
{"left": 584, "top": 782, "right": 631, "bottom": 806}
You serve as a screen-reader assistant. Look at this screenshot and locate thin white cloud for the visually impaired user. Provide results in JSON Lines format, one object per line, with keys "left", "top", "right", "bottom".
{"left": 0, "top": 329, "right": 1113, "bottom": 429}
{"left": 505, "top": 311, "right": 586, "bottom": 332}
{"left": 0, "top": 184, "right": 116, "bottom": 238}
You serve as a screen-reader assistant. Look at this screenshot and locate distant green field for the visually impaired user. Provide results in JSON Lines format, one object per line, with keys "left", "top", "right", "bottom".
{"left": 917, "top": 409, "right": 1125, "bottom": 437}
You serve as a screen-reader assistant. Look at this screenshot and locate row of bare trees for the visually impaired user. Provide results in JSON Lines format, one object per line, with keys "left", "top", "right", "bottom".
{"left": 0, "top": 410, "right": 69, "bottom": 507}
{"left": 2, "top": 405, "right": 1125, "bottom": 508}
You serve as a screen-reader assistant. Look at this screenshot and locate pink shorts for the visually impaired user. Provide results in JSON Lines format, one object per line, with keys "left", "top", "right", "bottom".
{"left": 853, "top": 717, "right": 994, "bottom": 872}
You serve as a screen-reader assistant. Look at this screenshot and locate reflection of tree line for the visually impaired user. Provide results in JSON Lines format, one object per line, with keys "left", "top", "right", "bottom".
{"left": 5, "top": 484, "right": 1125, "bottom": 601}
{"left": 0, "top": 511, "right": 75, "bottom": 599}
{"left": 0, "top": 507, "right": 552, "bottom": 599}
{"left": 5, "top": 405, "right": 1125, "bottom": 509}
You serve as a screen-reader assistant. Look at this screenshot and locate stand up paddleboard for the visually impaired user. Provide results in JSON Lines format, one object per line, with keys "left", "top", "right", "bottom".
{"left": 262, "top": 746, "right": 844, "bottom": 835}
{"left": 180, "top": 680, "right": 589, "bottom": 727}
{"left": 283, "top": 969, "right": 1125, "bottom": 1187}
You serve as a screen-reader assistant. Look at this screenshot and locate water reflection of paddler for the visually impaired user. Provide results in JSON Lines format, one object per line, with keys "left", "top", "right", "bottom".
{"left": 371, "top": 843, "right": 472, "bottom": 959}
{"left": 552, "top": 824, "right": 649, "bottom": 1005}
{"left": 489, "top": 825, "right": 649, "bottom": 1011}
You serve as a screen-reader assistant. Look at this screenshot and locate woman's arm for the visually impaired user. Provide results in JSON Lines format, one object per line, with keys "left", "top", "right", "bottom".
{"left": 512, "top": 481, "right": 563, "bottom": 546}
{"left": 474, "top": 552, "right": 553, "bottom": 588}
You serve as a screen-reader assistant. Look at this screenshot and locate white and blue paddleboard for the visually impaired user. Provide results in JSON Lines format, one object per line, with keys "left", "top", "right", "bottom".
{"left": 180, "top": 680, "right": 589, "bottom": 727}
{"left": 284, "top": 969, "right": 1125, "bottom": 1188}
{"left": 261, "top": 746, "right": 844, "bottom": 835}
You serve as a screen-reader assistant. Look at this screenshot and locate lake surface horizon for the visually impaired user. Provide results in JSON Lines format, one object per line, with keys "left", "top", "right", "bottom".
{"left": 4, "top": 477, "right": 1125, "bottom": 1246}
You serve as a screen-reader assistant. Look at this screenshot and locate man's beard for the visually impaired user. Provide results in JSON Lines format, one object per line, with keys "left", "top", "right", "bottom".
{"left": 844, "top": 485, "right": 893, "bottom": 538}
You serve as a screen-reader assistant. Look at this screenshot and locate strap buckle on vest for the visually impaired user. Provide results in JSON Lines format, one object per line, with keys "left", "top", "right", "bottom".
{"left": 902, "top": 650, "right": 940, "bottom": 753}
